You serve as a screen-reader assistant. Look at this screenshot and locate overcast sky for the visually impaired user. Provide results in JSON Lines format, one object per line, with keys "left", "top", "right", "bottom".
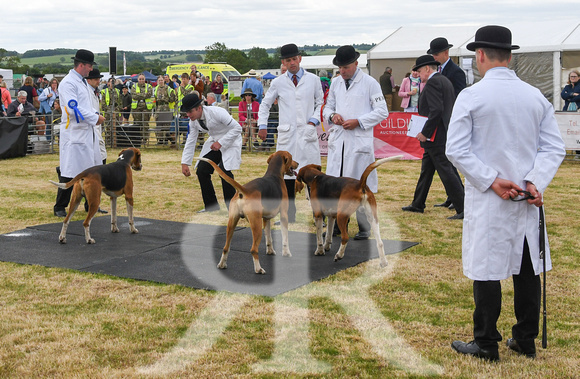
{"left": 4, "top": 0, "right": 577, "bottom": 54}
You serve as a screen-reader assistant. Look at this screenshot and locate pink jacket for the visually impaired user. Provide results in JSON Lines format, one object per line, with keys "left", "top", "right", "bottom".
{"left": 398, "top": 77, "right": 425, "bottom": 109}
{"left": 238, "top": 100, "right": 259, "bottom": 126}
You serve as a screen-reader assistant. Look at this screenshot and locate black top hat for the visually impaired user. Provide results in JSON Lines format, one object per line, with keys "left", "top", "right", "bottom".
{"left": 71, "top": 49, "right": 96, "bottom": 65}
{"left": 280, "top": 43, "right": 300, "bottom": 59}
{"left": 412, "top": 55, "right": 441, "bottom": 71}
{"left": 333, "top": 45, "right": 360, "bottom": 66}
{"left": 180, "top": 93, "right": 203, "bottom": 112}
{"left": 467, "top": 25, "right": 520, "bottom": 51}
{"left": 241, "top": 88, "right": 257, "bottom": 98}
{"left": 427, "top": 37, "right": 453, "bottom": 55}
{"left": 86, "top": 69, "right": 103, "bottom": 79}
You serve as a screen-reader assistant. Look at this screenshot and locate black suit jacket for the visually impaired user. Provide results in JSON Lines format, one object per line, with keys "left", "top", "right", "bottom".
{"left": 417, "top": 73, "right": 455, "bottom": 147}
{"left": 441, "top": 59, "right": 466, "bottom": 98}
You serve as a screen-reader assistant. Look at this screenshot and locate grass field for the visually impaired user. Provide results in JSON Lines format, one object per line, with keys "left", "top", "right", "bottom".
{"left": 0, "top": 149, "right": 577, "bottom": 378}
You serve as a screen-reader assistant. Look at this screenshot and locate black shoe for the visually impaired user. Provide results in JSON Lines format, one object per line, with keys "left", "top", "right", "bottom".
{"left": 448, "top": 212, "right": 464, "bottom": 220}
{"left": 354, "top": 231, "right": 370, "bottom": 240}
{"left": 506, "top": 338, "right": 536, "bottom": 359}
{"left": 451, "top": 340, "right": 499, "bottom": 362}
{"left": 54, "top": 209, "right": 67, "bottom": 218}
{"left": 434, "top": 200, "right": 452, "bottom": 208}
{"left": 402, "top": 205, "right": 424, "bottom": 213}
{"left": 97, "top": 208, "right": 108, "bottom": 214}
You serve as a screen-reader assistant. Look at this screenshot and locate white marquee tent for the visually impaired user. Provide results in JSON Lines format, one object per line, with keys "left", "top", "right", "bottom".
{"left": 367, "top": 22, "right": 580, "bottom": 110}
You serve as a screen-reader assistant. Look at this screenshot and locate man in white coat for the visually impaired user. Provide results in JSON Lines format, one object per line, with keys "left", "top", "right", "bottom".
{"left": 446, "top": 26, "right": 565, "bottom": 361}
{"left": 181, "top": 93, "right": 242, "bottom": 213}
{"left": 53, "top": 49, "right": 106, "bottom": 217}
{"left": 323, "top": 45, "right": 389, "bottom": 239}
{"left": 258, "top": 43, "right": 324, "bottom": 223}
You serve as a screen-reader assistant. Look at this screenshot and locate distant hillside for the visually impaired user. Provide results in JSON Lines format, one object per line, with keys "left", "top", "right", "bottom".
{"left": 6, "top": 43, "right": 375, "bottom": 75}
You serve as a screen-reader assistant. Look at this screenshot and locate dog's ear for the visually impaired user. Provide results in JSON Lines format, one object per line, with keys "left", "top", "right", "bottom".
{"left": 267, "top": 153, "right": 273, "bottom": 164}
{"left": 295, "top": 177, "right": 305, "bottom": 193}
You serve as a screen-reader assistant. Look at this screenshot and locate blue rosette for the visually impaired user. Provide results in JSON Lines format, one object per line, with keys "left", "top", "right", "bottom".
{"left": 68, "top": 99, "right": 85, "bottom": 123}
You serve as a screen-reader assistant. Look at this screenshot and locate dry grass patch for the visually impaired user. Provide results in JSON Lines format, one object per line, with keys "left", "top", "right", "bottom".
{"left": 0, "top": 150, "right": 578, "bottom": 377}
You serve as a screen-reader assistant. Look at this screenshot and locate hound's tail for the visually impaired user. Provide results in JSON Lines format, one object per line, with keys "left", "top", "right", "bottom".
{"left": 49, "top": 179, "right": 75, "bottom": 190}
{"left": 194, "top": 157, "right": 248, "bottom": 196}
{"left": 359, "top": 155, "right": 403, "bottom": 191}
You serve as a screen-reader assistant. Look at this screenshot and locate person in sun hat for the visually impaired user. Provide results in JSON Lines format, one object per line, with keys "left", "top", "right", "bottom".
{"left": 401, "top": 54, "right": 465, "bottom": 220}
{"left": 53, "top": 49, "right": 105, "bottom": 218}
{"left": 322, "top": 45, "right": 388, "bottom": 240}
{"left": 257, "top": 43, "right": 324, "bottom": 223}
{"left": 447, "top": 25, "right": 565, "bottom": 362}
{"left": 241, "top": 69, "right": 264, "bottom": 104}
{"left": 180, "top": 93, "right": 242, "bottom": 213}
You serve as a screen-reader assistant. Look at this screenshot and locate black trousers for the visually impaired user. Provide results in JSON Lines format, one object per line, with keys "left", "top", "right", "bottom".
{"left": 473, "top": 238, "right": 541, "bottom": 353}
{"left": 284, "top": 179, "right": 296, "bottom": 223}
{"left": 196, "top": 150, "right": 236, "bottom": 211}
{"left": 411, "top": 144, "right": 464, "bottom": 213}
{"left": 53, "top": 166, "right": 72, "bottom": 212}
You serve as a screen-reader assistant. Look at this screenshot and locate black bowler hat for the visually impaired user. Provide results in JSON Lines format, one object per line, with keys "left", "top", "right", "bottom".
{"left": 180, "top": 93, "right": 203, "bottom": 112}
{"left": 71, "top": 49, "right": 96, "bottom": 65}
{"left": 86, "top": 69, "right": 103, "bottom": 79}
{"left": 412, "top": 55, "right": 441, "bottom": 71}
{"left": 467, "top": 25, "right": 520, "bottom": 51}
{"left": 427, "top": 37, "right": 453, "bottom": 55}
{"left": 332, "top": 45, "right": 360, "bottom": 66}
{"left": 280, "top": 43, "right": 300, "bottom": 59}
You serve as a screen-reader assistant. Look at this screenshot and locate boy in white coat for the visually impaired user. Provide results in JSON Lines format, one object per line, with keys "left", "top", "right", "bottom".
{"left": 181, "top": 93, "right": 243, "bottom": 212}
{"left": 258, "top": 43, "right": 324, "bottom": 223}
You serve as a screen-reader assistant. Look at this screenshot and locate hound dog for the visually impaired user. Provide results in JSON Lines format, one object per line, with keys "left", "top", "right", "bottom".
{"left": 196, "top": 150, "right": 298, "bottom": 274}
{"left": 50, "top": 147, "right": 142, "bottom": 244}
{"left": 295, "top": 155, "right": 402, "bottom": 267}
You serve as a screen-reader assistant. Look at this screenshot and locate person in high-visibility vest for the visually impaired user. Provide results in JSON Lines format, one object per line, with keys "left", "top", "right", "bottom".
{"left": 131, "top": 73, "right": 153, "bottom": 142}
{"left": 170, "top": 73, "right": 194, "bottom": 147}
{"left": 154, "top": 75, "right": 176, "bottom": 144}
{"left": 100, "top": 78, "right": 120, "bottom": 114}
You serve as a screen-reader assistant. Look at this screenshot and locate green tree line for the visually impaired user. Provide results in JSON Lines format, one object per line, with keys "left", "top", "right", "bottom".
{"left": 1, "top": 43, "right": 374, "bottom": 77}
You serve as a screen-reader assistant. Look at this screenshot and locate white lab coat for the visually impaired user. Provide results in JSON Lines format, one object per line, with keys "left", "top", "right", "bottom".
{"left": 323, "top": 69, "right": 389, "bottom": 192}
{"left": 446, "top": 68, "right": 565, "bottom": 281}
{"left": 58, "top": 69, "right": 102, "bottom": 178}
{"left": 258, "top": 70, "right": 323, "bottom": 178}
{"left": 181, "top": 105, "right": 242, "bottom": 171}
{"left": 88, "top": 87, "right": 107, "bottom": 161}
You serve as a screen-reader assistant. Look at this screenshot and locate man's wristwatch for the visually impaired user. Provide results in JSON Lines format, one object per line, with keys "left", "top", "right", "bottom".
{"left": 329, "top": 113, "right": 336, "bottom": 123}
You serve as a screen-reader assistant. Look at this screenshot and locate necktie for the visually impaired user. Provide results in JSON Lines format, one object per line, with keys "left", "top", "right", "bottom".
{"left": 345, "top": 79, "right": 351, "bottom": 89}
{"left": 198, "top": 118, "right": 207, "bottom": 130}
{"left": 438, "top": 66, "right": 442, "bottom": 73}
{"left": 292, "top": 74, "right": 298, "bottom": 87}
{"left": 82, "top": 78, "right": 88, "bottom": 85}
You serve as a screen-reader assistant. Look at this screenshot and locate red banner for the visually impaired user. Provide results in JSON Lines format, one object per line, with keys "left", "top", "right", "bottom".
{"left": 373, "top": 112, "right": 423, "bottom": 160}
{"left": 316, "top": 112, "right": 423, "bottom": 159}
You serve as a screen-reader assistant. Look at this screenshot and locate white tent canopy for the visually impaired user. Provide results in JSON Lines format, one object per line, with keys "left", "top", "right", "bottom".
{"left": 300, "top": 54, "right": 367, "bottom": 74}
{"left": 367, "top": 22, "right": 580, "bottom": 109}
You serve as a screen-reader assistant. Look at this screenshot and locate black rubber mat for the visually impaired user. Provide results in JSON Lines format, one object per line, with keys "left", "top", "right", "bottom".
{"left": 0, "top": 217, "right": 418, "bottom": 296}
